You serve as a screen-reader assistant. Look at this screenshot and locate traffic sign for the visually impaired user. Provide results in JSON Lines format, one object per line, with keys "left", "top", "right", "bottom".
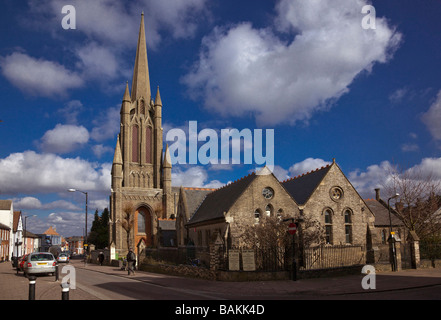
{"left": 288, "top": 223, "right": 297, "bottom": 235}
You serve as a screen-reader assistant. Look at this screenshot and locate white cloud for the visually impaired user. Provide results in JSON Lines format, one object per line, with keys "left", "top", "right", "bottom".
{"left": 0, "top": 52, "right": 84, "bottom": 97}
{"left": 27, "top": 0, "right": 208, "bottom": 49}
{"left": 183, "top": 0, "right": 401, "bottom": 126}
{"left": 90, "top": 106, "right": 120, "bottom": 142}
{"left": 288, "top": 158, "right": 332, "bottom": 177}
{"left": 75, "top": 42, "right": 121, "bottom": 80}
{"left": 348, "top": 161, "right": 395, "bottom": 198}
{"left": 0, "top": 151, "right": 111, "bottom": 195}
{"left": 39, "top": 124, "right": 89, "bottom": 154}
{"left": 92, "top": 144, "right": 114, "bottom": 158}
{"left": 172, "top": 166, "right": 224, "bottom": 188}
{"left": 57, "top": 100, "right": 84, "bottom": 125}
{"left": 14, "top": 196, "right": 80, "bottom": 211}
{"left": 422, "top": 90, "right": 441, "bottom": 141}
{"left": 348, "top": 158, "right": 441, "bottom": 198}
{"left": 401, "top": 143, "right": 419, "bottom": 152}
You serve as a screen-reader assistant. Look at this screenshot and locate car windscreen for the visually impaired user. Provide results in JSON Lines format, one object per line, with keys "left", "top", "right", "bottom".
{"left": 30, "top": 254, "right": 54, "bottom": 261}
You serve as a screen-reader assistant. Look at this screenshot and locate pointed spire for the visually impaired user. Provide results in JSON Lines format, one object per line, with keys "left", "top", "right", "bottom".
{"left": 131, "top": 13, "right": 151, "bottom": 102}
{"left": 155, "top": 86, "right": 162, "bottom": 106}
{"left": 163, "top": 144, "right": 172, "bottom": 168}
{"left": 113, "top": 135, "right": 123, "bottom": 165}
{"left": 123, "top": 81, "right": 131, "bottom": 102}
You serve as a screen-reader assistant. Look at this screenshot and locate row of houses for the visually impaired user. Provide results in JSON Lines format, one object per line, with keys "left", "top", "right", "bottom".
{"left": 0, "top": 200, "right": 86, "bottom": 261}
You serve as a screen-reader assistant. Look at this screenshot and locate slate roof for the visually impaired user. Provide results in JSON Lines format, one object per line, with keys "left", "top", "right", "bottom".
{"left": 282, "top": 165, "right": 332, "bottom": 205}
{"left": 187, "top": 173, "right": 257, "bottom": 226}
{"left": 181, "top": 187, "right": 215, "bottom": 221}
{"left": 0, "top": 200, "right": 12, "bottom": 210}
{"left": 365, "top": 199, "right": 403, "bottom": 226}
{"left": 158, "top": 219, "right": 176, "bottom": 231}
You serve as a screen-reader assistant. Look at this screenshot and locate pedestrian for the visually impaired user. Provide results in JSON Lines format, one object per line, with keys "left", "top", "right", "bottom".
{"left": 127, "top": 248, "right": 136, "bottom": 275}
{"left": 98, "top": 252, "right": 104, "bottom": 266}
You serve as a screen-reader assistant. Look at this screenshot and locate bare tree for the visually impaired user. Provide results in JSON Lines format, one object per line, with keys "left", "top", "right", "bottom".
{"left": 239, "top": 213, "right": 325, "bottom": 249}
{"left": 121, "top": 203, "right": 135, "bottom": 250}
{"left": 384, "top": 164, "right": 441, "bottom": 240}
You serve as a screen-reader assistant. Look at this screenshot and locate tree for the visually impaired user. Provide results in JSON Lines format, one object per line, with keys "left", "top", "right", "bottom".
{"left": 121, "top": 203, "right": 135, "bottom": 250}
{"left": 88, "top": 208, "right": 110, "bottom": 249}
{"left": 238, "top": 213, "right": 325, "bottom": 249}
{"left": 384, "top": 165, "right": 441, "bottom": 240}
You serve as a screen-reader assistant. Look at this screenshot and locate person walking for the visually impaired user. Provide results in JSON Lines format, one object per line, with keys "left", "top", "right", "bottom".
{"left": 127, "top": 248, "right": 136, "bottom": 275}
{"left": 98, "top": 252, "right": 105, "bottom": 266}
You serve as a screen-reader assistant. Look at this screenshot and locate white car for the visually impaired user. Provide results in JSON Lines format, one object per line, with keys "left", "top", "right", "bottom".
{"left": 57, "top": 253, "right": 70, "bottom": 263}
{"left": 23, "top": 252, "right": 56, "bottom": 276}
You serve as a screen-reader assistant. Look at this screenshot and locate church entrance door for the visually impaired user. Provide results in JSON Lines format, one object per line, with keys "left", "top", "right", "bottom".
{"left": 134, "top": 206, "right": 152, "bottom": 255}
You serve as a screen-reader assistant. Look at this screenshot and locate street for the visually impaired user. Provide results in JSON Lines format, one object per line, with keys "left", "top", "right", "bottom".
{"left": 1, "top": 258, "right": 441, "bottom": 302}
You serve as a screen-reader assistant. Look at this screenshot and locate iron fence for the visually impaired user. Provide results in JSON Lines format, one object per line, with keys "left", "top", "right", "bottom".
{"left": 300, "top": 245, "right": 366, "bottom": 270}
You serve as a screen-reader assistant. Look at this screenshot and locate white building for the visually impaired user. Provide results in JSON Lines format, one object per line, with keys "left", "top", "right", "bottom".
{"left": 0, "top": 200, "right": 14, "bottom": 260}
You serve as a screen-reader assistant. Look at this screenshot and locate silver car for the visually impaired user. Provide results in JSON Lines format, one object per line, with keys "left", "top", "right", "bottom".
{"left": 23, "top": 252, "right": 56, "bottom": 276}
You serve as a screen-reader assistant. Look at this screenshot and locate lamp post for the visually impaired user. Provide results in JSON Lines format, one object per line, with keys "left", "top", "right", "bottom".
{"left": 68, "top": 188, "right": 88, "bottom": 264}
{"left": 388, "top": 193, "right": 399, "bottom": 271}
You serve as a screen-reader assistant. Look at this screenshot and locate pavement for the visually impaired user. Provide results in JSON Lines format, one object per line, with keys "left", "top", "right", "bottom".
{"left": 1, "top": 259, "right": 441, "bottom": 300}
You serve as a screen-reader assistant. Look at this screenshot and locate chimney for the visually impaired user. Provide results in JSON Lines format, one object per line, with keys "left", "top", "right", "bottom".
{"left": 375, "top": 188, "right": 380, "bottom": 201}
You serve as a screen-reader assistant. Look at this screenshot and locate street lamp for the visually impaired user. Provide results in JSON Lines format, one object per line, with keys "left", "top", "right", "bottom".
{"left": 388, "top": 193, "right": 400, "bottom": 271}
{"left": 68, "top": 188, "right": 88, "bottom": 261}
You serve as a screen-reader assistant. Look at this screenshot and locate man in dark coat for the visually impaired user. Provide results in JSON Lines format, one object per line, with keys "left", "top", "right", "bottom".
{"left": 127, "top": 248, "right": 136, "bottom": 275}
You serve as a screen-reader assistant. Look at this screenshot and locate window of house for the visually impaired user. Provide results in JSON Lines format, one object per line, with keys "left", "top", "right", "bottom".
{"left": 344, "top": 209, "right": 352, "bottom": 244}
{"left": 265, "top": 204, "right": 272, "bottom": 217}
{"left": 138, "top": 211, "right": 146, "bottom": 233}
{"left": 277, "top": 209, "right": 283, "bottom": 220}
{"left": 345, "top": 225, "right": 352, "bottom": 244}
{"left": 324, "top": 209, "right": 333, "bottom": 244}
{"left": 254, "top": 209, "right": 261, "bottom": 224}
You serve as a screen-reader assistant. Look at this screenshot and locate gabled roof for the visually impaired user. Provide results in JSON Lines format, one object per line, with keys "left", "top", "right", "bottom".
{"left": 180, "top": 187, "right": 216, "bottom": 222}
{"left": 43, "top": 226, "right": 60, "bottom": 236}
{"left": 364, "top": 199, "right": 403, "bottom": 226}
{"left": 13, "top": 211, "right": 22, "bottom": 232}
{"left": 282, "top": 164, "right": 332, "bottom": 205}
{"left": 0, "top": 200, "right": 12, "bottom": 210}
{"left": 187, "top": 172, "right": 258, "bottom": 226}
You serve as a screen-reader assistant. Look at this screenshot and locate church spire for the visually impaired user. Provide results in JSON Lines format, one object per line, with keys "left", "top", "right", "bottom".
{"left": 131, "top": 13, "right": 151, "bottom": 102}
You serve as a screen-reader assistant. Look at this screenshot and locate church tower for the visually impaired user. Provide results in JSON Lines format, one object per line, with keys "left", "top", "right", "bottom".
{"left": 110, "top": 13, "right": 172, "bottom": 255}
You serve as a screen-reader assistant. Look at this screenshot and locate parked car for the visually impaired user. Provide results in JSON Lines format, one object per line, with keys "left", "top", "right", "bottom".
{"left": 57, "top": 253, "right": 69, "bottom": 263}
{"left": 23, "top": 252, "right": 56, "bottom": 276}
{"left": 16, "top": 254, "right": 29, "bottom": 273}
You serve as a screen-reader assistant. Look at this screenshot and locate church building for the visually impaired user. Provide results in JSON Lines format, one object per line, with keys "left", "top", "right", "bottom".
{"left": 109, "top": 14, "right": 173, "bottom": 256}
{"left": 109, "top": 14, "right": 387, "bottom": 263}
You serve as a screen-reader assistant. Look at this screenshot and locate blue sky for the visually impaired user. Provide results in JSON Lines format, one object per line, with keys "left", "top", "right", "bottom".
{"left": 1, "top": 0, "right": 441, "bottom": 237}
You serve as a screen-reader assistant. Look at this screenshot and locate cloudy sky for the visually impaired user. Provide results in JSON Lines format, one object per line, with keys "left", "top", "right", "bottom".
{"left": 1, "top": 0, "right": 441, "bottom": 237}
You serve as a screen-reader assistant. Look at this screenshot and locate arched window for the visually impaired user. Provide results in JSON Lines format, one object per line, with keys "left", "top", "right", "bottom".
{"left": 137, "top": 210, "right": 146, "bottom": 233}
{"left": 344, "top": 209, "right": 353, "bottom": 244}
{"left": 146, "top": 126, "right": 152, "bottom": 163}
{"left": 277, "top": 209, "right": 283, "bottom": 220}
{"left": 132, "top": 125, "right": 139, "bottom": 162}
{"left": 254, "top": 209, "right": 261, "bottom": 224}
{"left": 323, "top": 208, "right": 333, "bottom": 244}
{"left": 265, "top": 204, "right": 273, "bottom": 217}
